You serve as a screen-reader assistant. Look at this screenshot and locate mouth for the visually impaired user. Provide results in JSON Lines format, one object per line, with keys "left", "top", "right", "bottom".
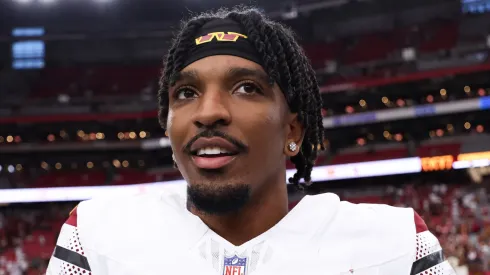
{"left": 191, "top": 154, "right": 238, "bottom": 170}
{"left": 188, "top": 138, "right": 242, "bottom": 170}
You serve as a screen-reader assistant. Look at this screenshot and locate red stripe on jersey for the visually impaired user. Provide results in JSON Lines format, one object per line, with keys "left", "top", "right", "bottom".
{"left": 414, "top": 211, "right": 428, "bottom": 233}
{"left": 66, "top": 206, "right": 78, "bottom": 227}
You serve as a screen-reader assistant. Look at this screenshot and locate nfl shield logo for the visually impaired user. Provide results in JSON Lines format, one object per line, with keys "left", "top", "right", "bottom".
{"left": 223, "top": 255, "right": 247, "bottom": 275}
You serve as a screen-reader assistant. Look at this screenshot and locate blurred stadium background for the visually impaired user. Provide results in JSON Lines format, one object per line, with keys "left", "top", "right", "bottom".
{"left": 1, "top": 0, "right": 490, "bottom": 274}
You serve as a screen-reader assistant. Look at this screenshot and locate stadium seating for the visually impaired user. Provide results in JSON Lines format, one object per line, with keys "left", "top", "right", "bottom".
{"left": 418, "top": 20, "right": 459, "bottom": 54}
{"left": 33, "top": 66, "right": 160, "bottom": 98}
{"left": 343, "top": 33, "right": 398, "bottom": 64}
{"left": 23, "top": 19, "right": 465, "bottom": 102}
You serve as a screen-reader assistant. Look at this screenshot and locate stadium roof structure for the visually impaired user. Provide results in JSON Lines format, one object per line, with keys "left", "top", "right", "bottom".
{"left": 0, "top": 0, "right": 451, "bottom": 32}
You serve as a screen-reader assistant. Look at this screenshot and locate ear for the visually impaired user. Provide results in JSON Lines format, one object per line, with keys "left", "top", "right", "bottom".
{"left": 284, "top": 113, "right": 305, "bottom": 157}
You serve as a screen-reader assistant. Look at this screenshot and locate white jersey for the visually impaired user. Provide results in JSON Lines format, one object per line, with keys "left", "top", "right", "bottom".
{"left": 47, "top": 189, "right": 455, "bottom": 275}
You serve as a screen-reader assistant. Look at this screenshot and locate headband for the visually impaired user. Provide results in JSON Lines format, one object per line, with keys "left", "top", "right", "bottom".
{"left": 181, "top": 18, "right": 287, "bottom": 93}
{"left": 182, "top": 18, "right": 264, "bottom": 69}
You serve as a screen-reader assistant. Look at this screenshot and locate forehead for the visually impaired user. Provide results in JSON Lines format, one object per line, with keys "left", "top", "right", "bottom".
{"left": 180, "top": 55, "right": 266, "bottom": 79}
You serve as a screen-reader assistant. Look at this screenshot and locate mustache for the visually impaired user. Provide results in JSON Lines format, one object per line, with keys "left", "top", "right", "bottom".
{"left": 183, "top": 129, "right": 248, "bottom": 154}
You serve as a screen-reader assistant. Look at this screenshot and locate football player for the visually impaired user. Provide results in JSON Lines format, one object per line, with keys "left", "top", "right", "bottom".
{"left": 47, "top": 7, "right": 455, "bottom": 275}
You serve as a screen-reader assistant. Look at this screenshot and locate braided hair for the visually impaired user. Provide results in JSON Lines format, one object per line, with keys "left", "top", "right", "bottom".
{"left": 157, "top": 6, "right": 325, "bottom": 188}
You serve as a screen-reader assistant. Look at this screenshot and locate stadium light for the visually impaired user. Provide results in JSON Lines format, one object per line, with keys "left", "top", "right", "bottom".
{"left": 477, "top": 125, "right": 484, "bottom": 133}
{"left": 58, "top": 94, "right": 70, "bottom": 103}
{"left": 447, "top": 124, "right": 454, "bottom": 132}
{"left": 402, "top": 47, "right": 416, "bottom": 61}
{"left": 478, "top": 88, "right": 486, "bottom": 97}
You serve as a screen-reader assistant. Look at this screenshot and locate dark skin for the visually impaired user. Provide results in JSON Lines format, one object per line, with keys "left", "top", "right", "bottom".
{"left": 167, "top": 55, "right": 304, "bottom": 246}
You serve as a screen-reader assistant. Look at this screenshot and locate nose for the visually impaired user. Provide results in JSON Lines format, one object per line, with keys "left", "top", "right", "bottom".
{"left": 192, "top": 91, "right": 231, "bottom": 128}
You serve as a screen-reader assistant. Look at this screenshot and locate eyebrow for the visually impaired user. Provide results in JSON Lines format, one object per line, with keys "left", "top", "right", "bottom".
{"left": 172, "top": 70, "right": 200, "bottom": 85}
{"left": 225, "top": 67, "right": 272, "bottom": 87}
{"left": 173, "top": 66, "right": 273, "bottom": 87}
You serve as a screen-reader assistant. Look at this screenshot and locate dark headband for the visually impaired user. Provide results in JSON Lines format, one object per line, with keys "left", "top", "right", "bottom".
{"left": 181, "top": 18, "right": 287, "bottom": 93}
{"left": 182, "top": 18, "right": 264, "bottom": 69}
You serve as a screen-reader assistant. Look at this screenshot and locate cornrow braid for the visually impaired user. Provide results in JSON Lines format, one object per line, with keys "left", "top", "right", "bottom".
{"left": 157, "top": 6, "right": 325, "bottom": 188}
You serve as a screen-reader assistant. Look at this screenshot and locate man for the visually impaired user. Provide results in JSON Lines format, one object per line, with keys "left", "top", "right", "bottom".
{"left": 47, "top": 7, "right": 455, "bottom": 275}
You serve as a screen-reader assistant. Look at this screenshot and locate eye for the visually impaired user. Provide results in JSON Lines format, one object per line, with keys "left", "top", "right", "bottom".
{"left": 233, "top": 82, "right": 262, "bottom": 95}
{"left": 175, "top": 87, "right": 198, "bottom": 100}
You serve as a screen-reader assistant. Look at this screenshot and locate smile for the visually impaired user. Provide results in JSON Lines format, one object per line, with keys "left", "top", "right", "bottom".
{"left": 189, "top": 137, "right": 242, "bottom": 170}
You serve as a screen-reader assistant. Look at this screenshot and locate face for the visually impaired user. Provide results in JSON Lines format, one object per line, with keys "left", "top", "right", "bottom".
{"left": 167, "top": 55, "right": 303, "bottom": 215}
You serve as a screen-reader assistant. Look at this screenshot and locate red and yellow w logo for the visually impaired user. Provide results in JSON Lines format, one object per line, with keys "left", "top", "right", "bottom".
{"left": 195, "top": 32, "right": 248, "bottom": 45}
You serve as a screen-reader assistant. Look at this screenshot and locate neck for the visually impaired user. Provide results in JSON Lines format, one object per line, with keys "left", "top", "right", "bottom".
{"left": 191, "top": 175, "right": 289, "bottom": 246}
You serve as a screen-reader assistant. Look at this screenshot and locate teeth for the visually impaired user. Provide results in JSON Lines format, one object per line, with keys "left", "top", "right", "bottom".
{"left": 196, "top": 147, "right": 231, "bottom": 156}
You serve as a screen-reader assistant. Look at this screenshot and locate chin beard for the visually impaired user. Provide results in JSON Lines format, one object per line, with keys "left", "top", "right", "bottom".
{"left": 187, "top": 183, "right": 251, "bottom": 216}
